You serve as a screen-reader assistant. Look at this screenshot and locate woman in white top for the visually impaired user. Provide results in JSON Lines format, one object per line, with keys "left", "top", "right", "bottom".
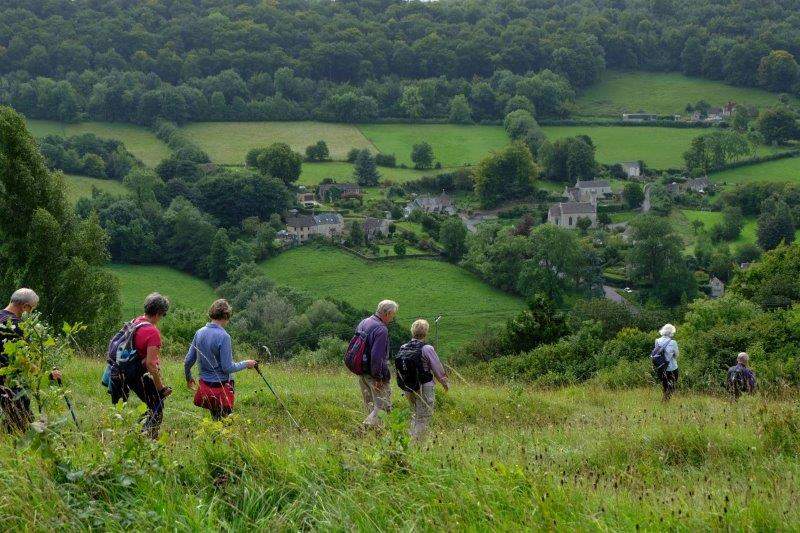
{"left": 654, "top": 323, "right": 679, "bottom": 401}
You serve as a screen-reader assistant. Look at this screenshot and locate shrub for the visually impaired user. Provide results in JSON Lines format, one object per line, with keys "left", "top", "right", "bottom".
{"left": 592, "top": 358, "right": 652, "bottom": 389}
{"left": 375, "top": 153, "right": 396, "bottom": 167}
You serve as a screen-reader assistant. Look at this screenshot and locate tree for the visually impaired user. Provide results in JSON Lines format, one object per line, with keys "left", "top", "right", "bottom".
{"left": 623, "top": 182, "right": 644, "bottom": 209}
{"left": 503, "top": 110, "right": 538, "bottom": 140}
{"left": 439, "top": 217, "right": 467, "bottom": 260}
{"left": 730, "top": 242, "right": 800, "bottom": 309}
{"left": 348, "top": 220, "right": 365, "bottom": 247}
{"left": 540, "top": 137, "right": 597, "bottom": 182}
{"left": 195, "top": 172, "right": 291, "bottom": 228}
{"left": 647, "top": 183, "right": 673, "bottom": 216}
{"left": 255, "top": 143, "right": 302, "bottom": 185}
{"left": 399, "top": 86, "right": 424, "bottom": 119}
{"left": 208, "top": 228, "right": 232, "bottom": 284}
{"left": 683, "top": 136, "right": 711, "bottom": 176}
{"left": 411, "top": 142, "right": 435, "bottom": 170}
{"left": 81, "top": 153, "right": 106, "bottom": 178}
{"left": 393, "top": 241, "right": 407, "bottom": 256}
{"left": 757, "top": 50, "right": 800, "bottom": 93}
{"left": 576, "top": 216, "right": 592, "bottom": 234}
{"left": 448, "top": 95, "right": 472, "bottom": 124}
{"left": 353, "top": 149, "right": 380, "bottom": 186}
{"left": 0, "top": 106, "right": 121, "bottom": 347}
{"left": 305, "top": 140, "right": 329, "bottom": 162}
{"left": 757, "top": 196, "right": 796, "bottom": 251}
{"left": 756, "top": 108, "right": 799, "bottom": 145}
{"left": 474, "top": 143, "right": 539, "bottom": 208}
{"left": 517, "top": 224, "right": 584, "bottom": 302}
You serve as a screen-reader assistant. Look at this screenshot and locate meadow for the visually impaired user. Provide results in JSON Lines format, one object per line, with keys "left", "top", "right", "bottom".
{"left": 259, "top": 246, "right": 525, "bottom": 352}
{"left": 63, "top": 174, "right": 129, "bottom": 203}
{"left": 108, "top": 264, "right": 217, "bottom": 318}
{"left": 357, "top": 123, "right": 509, "bottom": 167}
{"left": 2, "top": 358, "right": 799, "bottom": 530}
{"left": 181, "top": 122, "right": 375, "bottom": 164}
{"left": 575, "top": 70, "right": 794, "bottom": 116}
{"left": 25, "top": 119, "right": 171, "bottom": 167}
{"left": 711, "top": 155, "right": 800, "bottom": 186}
{"left": 300, "top": 161, "right": 437, "bottom": 186}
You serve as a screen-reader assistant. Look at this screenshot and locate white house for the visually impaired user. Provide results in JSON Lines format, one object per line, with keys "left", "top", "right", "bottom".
{"left": 709, "top": 277, "right": 725, "bottom": 299}
{"left": 620, "top": 161, "right": 641, "bottom": 178}
{"left": 622, "top": 113, "right": 659, "bottom": 122}
{"left": 286, "top": 213, "right": 344, "bottom": 243}
{"left": 547, "top": 202, "right": 598, "bottom": 229}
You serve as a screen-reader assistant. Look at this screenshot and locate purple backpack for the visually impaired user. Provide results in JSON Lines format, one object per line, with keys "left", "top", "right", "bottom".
{"left": 106, "top": 321, "right": 149, "bottom": 377}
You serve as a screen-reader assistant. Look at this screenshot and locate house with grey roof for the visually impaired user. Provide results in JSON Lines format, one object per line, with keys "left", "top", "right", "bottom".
{"left": 317, "top": 183, "right": 362, "bottom": 202}
{"left": 709, "top": 276, "right": 725, "bottom": 299}
{"left": 286, "top": 213, "right": 344, "bottom": 243}
{"left": 620, "top": 161, "right": 641, "bottom": 178}
{"left": 565, "top": 179, "right": 612, "bottom": 204}
{"left": 547, "top": 202, "right": 597, "bottom": 229}
{"left": 363, "top": 217, "right": 391, "bottom": 241}
{"left": 404, "top": 192, "right": 456, "bottom": 217}
{"left": 622, "top": 113, "right": 659, "bottom": 122}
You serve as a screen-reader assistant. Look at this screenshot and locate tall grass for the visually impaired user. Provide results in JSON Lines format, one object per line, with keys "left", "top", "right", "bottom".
{"left": 2, "top": 358, "right": 799, "bottom": 530}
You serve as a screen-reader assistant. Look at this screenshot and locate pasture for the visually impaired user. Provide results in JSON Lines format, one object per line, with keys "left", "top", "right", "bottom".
{"left": 575, "top": 70, "right": 794, "bottom": 116}
{"left": 259, "top": 246, "right": 525, "bottom": 352}
{"left": 300, "top": 161, "right": 436, "bottom": 186}
{"left": 63, "top": 174, "right": 129, "bottom": 203}
{"left": 3, "top": 358, "right": 799, "bottom": 530}
{"left": 108, "top": 263, "right": 217, "bottom": 317}
{"left": 358, "top": 123, "right": 509, "bottom": 167}
{"left": 180, "top": 122, "right": 374, "bottom": 164}
{"left": 25, "top": 119, "right": 171, "bottom": 167}
{"left": 712, "top": 155, "right": 800, "bottom": 186}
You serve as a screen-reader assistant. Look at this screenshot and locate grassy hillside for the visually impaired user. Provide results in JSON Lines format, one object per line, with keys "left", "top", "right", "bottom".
{"left": 711, "top": 155, "right": 800, "bottom": 186}
{"left": 300, "top": 161, "right": 440, "bottom": 186}
{"left": 4, "top": 358, "right": 799, "bottom": 530}
{"left": 63, "top": 174, "right": 129, "bottom": 203}
{"left": 108, "top": 264, "right": 216, "bottom": 317}
{"left": 576, "top": 71, "right": 793, "bottom": 116}
{"left": 259, "top": 246, "right": 524, "bottom": 352}
{"left": 181, "top": 122, "right": 374, "bottom": 164}
{"left": 358, "top": 124, "right": 509, "bottom": 167}
{"left": 25, "top": 119, "right": 171, "bottom": 167}
{"left": 541, "top": 125, "right": 782, "bottom": 169}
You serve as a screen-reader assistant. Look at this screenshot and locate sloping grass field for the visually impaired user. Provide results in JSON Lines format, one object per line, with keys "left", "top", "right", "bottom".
{"left": 108, "top": 264, "right": 217, "bottom": 317}
{"left": 259, "top": 246, "right": 525, "bottom": 352}
{"left": 300, "top": 161, "right": 437, "bottom": 186}
{"left": 25, "top": 119, "right": 171, "bottom": 167}
{"left": 712, "top": 155, "right": 800, "bottom": 186}
{"left": 3, "top": 358, "right": 799, "bottom": 530}
{"left": 63, "top": 174, "right": 129, "bottom": 203}
{"left": 358, "top": 124, "right": 509, "bottom": 167}
{"left": 181, "top": 122, "right": 375, "bottom": 164}
{"left": 575, "top": 70, "right": 794, "bottom": 116}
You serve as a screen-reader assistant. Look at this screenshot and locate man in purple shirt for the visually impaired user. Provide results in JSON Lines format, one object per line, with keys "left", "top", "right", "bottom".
{"left": 356, "top": 299, "right": 397, "bottom": 427}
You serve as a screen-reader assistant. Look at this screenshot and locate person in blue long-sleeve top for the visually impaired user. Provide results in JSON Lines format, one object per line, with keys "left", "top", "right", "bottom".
{"left": 185, "top": 299, "right": 256, "bottom": 419}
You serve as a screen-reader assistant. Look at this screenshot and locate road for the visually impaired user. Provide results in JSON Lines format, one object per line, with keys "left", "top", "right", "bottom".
{"left": 641, "top": 183, "right": 652, "bottom": 213}
{"left": 603, "top": 285, "right": 640, "bottom": 315}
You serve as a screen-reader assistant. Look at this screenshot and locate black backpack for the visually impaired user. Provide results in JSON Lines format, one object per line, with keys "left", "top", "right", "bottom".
{"left": 394, "top": 340, "right": 433, "bottom": 392}
{"left": 651, "top": 342, "right": 668, "bottom": 372}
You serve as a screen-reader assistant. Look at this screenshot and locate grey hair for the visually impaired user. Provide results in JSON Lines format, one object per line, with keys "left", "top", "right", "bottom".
{"left": 376, "top": 299, "right": 398, "bottom": 317}
{"left": 143, "top": 292, "right": 170, "bottom": 317}
{"left": 10, "top": 288, "right": 39, "bottom": 307}
{"left": 737, "top": 352, "right": 749, "bottom": 365}
{"left": 659, "top": 323, "right": 676, "bottom": 337}
{"left": 411, "top": 319, "right": 429, "bottom": 339}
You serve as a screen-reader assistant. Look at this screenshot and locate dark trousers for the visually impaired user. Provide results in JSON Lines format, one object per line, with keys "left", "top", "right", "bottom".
{"left": 110, "top": 367, "right": 163, "bottom": 438}
{"left": 660, "top": 369, "right": 679, "bottom": 401}
{"left": 0, "top": 386, "right": 33, "bottom": 433}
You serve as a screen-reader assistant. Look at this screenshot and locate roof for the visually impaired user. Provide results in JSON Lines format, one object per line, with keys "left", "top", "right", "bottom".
{"left": 412, "top": 193, "right": 452, "bottom": 208}
{"left": 688, "top": 177, "right": 711, "bottom": 187}
{"left": 286, "top": 215, "right": 316, "bottom": 228}
{"left": 576, "top": 179, "right": 611, "bottom": 189}
{"left": 620, "top": 161, "right": 640, "bottom": 169}
{"left": 550, "top": 202, "right": 596, "bottom": 216}
{"left": 364, "top": 217, "right": 388, "bottom": 233}
{"left": 313, "top": 213, "right": 343, "bottom": 225}
{"left": 317, "top": 183, "right": 361, "bottom": 195}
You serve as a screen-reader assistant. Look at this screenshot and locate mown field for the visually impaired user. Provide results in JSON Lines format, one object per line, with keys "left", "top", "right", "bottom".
{"left": 63, "top": 174, "right": 129, "bottom": 203}
{"left": 259, "top": 246, "right": 525, "bottom": 352}
{"left": 25, "top": 119, "right": 171, "bottom": 167}
{"left": 358, "top": 123, "right": 509, "bottom": 167}
{"left": 575, "top": 70, "right": 794, "bottom": 116}
{"left": 300, "top": 161, "right": 437, "bottom": 186}
{"left": 108, "top": 264, "right": 217, "bottom": 318}
{"left": 2, "top": 358, "right": 799, "bottom": 530}
{"left": 712, "top": 155, "right": 800, "bottom": 186}
{"left": 181, "top": 122, "right": 375, "bottom": 164}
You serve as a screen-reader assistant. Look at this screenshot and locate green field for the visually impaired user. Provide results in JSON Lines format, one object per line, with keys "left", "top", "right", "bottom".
{"left": 358, "top": 124, "right": 509, "bottom": 167}
{"left": 25, "top": 120, "right": 171, "bottom": 167}
{"left": 712, "top": 156, "right": 800, "bottom": 186}
{"left": 63, "top": 174, "right": 129, "bottom": 203}
{"left": 108, "top": 264, "right": 217, "bottom": 317}
{"left": 676, "top": 210, "right": 800, "bottom": 250}
{"left": 5, "top": 357, "right": 800, "bottom": 530}
{"left": 181, "top": 122, "right": 374, "bottom": 164}
{"left": 300, "top": 161, "right": 436, "bottom": 186}
{"left": 575, "top": 70, "right": 794, "bottom": 116}
{"left": 259, "top": 246, "right": 524, "bottom": 351}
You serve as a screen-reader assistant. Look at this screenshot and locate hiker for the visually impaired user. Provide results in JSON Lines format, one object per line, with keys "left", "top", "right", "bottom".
{"left": 727, "top": 352, "right": 756, "bottom": 399}
{"left": 652, "top": 324, "right": 679, "bottom": 402}
{"left": 184, "top": 299, "right": 257, "bottom": 420}
{"left": 395, "top": 319, "right": 449, "bottom": 441}
{"left": 352, "top": 300, "right": 397, "bottom": 427}
{"left": 107, "top": 293, "right": 172, "bottom": 438}
{"left": 0, "top": 289, "right": 62, "bottom": 432}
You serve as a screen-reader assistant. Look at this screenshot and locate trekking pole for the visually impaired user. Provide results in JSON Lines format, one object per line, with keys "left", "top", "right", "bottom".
{"left": 434, "top": 315, "right": 442, "bottom": 351}
{"left": 255, "top": 346, "right": 301, "bottom": 430}
{"left": 56, "top": 377, "right": 80, "bottom": 429}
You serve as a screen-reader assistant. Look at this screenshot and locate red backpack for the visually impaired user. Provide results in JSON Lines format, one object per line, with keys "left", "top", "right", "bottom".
{"left": 344, "top": 332, "right": 370, "bottom": 375}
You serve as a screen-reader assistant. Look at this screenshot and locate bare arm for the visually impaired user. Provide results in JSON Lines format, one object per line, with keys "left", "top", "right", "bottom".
{"left": 145, "top": 346, "right": 165, "bottom": 390}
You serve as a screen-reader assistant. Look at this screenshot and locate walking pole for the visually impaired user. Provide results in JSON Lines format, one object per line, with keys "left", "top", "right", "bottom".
{"left": 434, "top": 315, "right": 442, "bottom": 351}
{"left": 255, "top": 346, "right": 301, "bottom": 430}
{"left": 56, "top": 377, "right": 80, "bottom": 429}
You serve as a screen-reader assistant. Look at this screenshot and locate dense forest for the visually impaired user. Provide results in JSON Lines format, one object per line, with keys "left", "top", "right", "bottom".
{"left": 1, "top": 0, "right": 799, "bottom": 123}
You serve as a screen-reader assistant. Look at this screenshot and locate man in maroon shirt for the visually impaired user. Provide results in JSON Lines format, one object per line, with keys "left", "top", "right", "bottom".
{"left": 111, "top": 292, "right": 172, "bottom": 438}
{"left": 0, "top": 288, "right": 62, "bottom": 432}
